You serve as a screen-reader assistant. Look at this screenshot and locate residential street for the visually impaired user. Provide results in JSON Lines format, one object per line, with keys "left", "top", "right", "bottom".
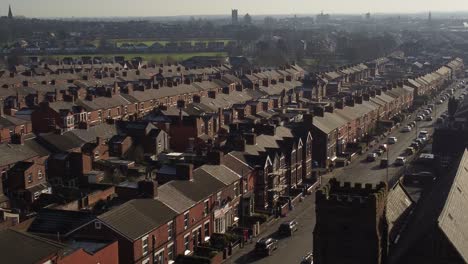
{"left": 227, "top": 81, "right": 464, "bottom": 264}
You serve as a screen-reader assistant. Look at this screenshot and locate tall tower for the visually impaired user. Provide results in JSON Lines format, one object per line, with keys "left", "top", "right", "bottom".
{"left": 313, "top": 179, "right": 389, "bottom": 264}
{"left": 232, "top": 9, "right": 238, "bottom": 25}
{"left": 8, "top": 5, "right": 13, "bottom": 19}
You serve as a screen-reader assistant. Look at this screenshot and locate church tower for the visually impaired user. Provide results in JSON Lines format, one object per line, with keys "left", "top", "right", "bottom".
{"left": 8, "top": 5, "right": 13, "bottom": 19}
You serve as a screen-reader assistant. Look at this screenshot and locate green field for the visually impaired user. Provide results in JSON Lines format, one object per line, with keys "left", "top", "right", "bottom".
{"left": 35, "top": 52, "right": 227, "bottom": 62}
{"left": 91, "top": 39, "right": 234, "bottom": 47}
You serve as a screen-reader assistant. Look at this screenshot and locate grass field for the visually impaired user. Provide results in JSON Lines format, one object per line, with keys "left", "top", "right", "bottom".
{"left": 35, "top": 52, "right": 228, "bottom": 62}
{"left": 91, "top": 39, "right": 234, "bottom": 47}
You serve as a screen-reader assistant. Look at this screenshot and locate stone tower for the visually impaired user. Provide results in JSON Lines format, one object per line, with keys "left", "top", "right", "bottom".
{"left": 313, "top": 179, "right": 389, "bottom": 264}
{"left": 8, "top": 5, "right": 13, "bottom": 19}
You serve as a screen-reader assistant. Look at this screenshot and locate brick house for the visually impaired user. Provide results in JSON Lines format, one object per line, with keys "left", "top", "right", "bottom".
{"left": 6, "top": 160, "right": 51, "bottom": 205}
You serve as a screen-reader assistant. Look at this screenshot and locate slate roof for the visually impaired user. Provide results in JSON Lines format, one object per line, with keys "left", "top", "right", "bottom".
{"left": 438, "top": 150, "right": 468, "bottom": 263}
{"left": 156, "top": 184, "right": 196, "bottom": 214}
{"left": 28, "top": 209, "right": 95, "bottom": 236}
{"left": 386, "top": 183, "right": 413, "bottom": 242}
{"left": 98, "top": 199, "right": 178, "bottom": 241}
{"left": 389, "top": 150, "right": 468, "bottom": 263}
{"left": 0, "top": 229, "right": 64, "bottom": 264}
{"left": 199, "top": 164, "right": 241, "bottom": 186}
{"left": 168, "top": 169, "right": 226, "bottom": 203}
{"left": 0, "top": 138, "right": 50, "bottom": 167}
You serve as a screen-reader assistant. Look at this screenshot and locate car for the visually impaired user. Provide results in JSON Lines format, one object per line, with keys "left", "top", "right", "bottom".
{"left": 405, "top": 147, "right": 415, "bottom": 155}
{"left": 436, "top": 117, "right": 443, "bottom": 124}
{"left": 408, "top": 121, "right": 416, "bottom": 128}
{"left": 401, "top": 126, "right": 412, "bottom": 132}
{"left": 418, "top": 131, "right": 429, "bottom": 138}
{"left": 380, "top": 158, "right": 389, "bottom": 168}
{"left": 367, "top": 153, "right": 378, "bottom": 162}
{"left": 395, "top": 157, "right": 406, "bottom": 166}
{"left": 255, "top": 238, "right": 278, "bottom": 256}
{"left": 425, "top": 116, "right": 433, "bottom": 121}
{"left": 301, "top": 252, "right": 314, "bottom": 264}
{"left": 374, "top": 149, "right": 384, "bottom": 156}
{"left": 379, "top": 144, "right": 388, "bottom": 151}
{"left": 415, "top": 138, "right": 425, "bottom": 145}
{"left": 415, "top": 116, "right": 424, "bottom": 121}
{"left": 436, "top": 100, "right": 443, "bottom": 105}
{"left": 410, "top": 142, "right": 420, "bottom": 150}
{"left": 388, "top": 137, "right": 398, "bottom": 144}
{"left": 278, "top": 220, "right": 298, "bottom": 236}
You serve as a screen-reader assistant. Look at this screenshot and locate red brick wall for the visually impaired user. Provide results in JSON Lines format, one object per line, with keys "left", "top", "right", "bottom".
{"left": 57, "top": 241, "right": 119, "bottom": 264}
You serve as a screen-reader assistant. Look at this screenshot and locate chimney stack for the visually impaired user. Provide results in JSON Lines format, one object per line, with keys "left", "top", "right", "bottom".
{"left": 244, "top": 133, "right": 257, "bottom": 145}
{"left": 207, "top": 151, "right": 224, "bottom": 165}
{"left": 138, "top": 180, "right": 158, "bottom": 198}
{"left": 176, "top": 163, "right": 194, "bottom": 181}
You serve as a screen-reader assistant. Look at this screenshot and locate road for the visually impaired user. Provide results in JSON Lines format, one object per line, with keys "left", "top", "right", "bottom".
{"left": 227, "top": 193, "right": 316, "bottom": 264}
{"left": 227, "top": 80, "right": 465, "bottom": 264}
{"left": 334, "top": 82, "right": 464, "bottom": 185}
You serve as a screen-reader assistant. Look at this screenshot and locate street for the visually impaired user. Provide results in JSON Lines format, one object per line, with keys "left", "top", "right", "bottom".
{"left": 227, "top": 193, "right": 316, "bottom": 264}
{"left": 227, "top": 80, "right": 465, "bottom": 264}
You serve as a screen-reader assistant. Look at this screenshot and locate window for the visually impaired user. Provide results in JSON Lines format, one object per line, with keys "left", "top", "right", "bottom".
{"left": 184, "top": 234, "right": 190, "bottom": 252}
{"left": 107, "top": 109, "right": 111, "bottom": 118}
{"left": 124, "top": 106, "right": 128, "bottom": 114}
{"left": 204, "top": 221, "right": 210, "bottom": 238}
{"left": 204, "top": 200, "right": 209, "bottom": 216}
{"left": 234, "top": 182, "right": 240, "bottom": 197}
{"left": 94, "top": 151, "right": 100, "bottom": 159}
{"left": 216, "top": 192, "right": 221, "bottom": 205}
{"left": 184, "top": 212, "right": 189, "bottom": 230}
{"left": 34, "top": 192, "right": 40, "bottom": 200}
{"left": 142, "top": 235, "right": 149, "bottom": 256}
{"left": 142, "top": 258, "right": 150, "bottom": 264}
{"left": 94, "top": 221, "right": 101, "bottom": 229}
{"left": 27, "top": 174, "right": 33, "bottom": 183}
{"left": 167, "top": 243, "right": 174, "bottom": 261}
{"left": 38, "top": 170, "right": 43, "bottom": 180}
{"left": 153, "top": 250, "right": 164, "bottom": 264}
{"left": 167, "top": 221, "right": 173, "bottom": 240}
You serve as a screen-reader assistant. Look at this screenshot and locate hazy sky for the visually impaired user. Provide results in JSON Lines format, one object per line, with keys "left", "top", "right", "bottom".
{"left": 2, "top": 0, "right": 468, "bottom": 18}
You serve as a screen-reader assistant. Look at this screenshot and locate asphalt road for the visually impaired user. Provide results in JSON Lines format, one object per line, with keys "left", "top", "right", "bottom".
{"left": 333, "top": 82, "right": 465, "bottom": 185}
{"left": 226, "top": 79, "right": 466, "bottom": 264}
{"left": 227, "top": 194, "right": 316, "bottom": 264}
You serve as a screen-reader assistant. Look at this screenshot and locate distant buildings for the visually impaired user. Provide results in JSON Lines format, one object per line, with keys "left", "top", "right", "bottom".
{"left": 232, "top": 9, "right": 238, "bottom": 25}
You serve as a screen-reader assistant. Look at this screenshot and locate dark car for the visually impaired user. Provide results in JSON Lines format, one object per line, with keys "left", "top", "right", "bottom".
{"left": 255, "top": 238, "right": 278, "bottom": 256}
{"left": 380, "top": 158, "right": 389, "bottom": 168}
{"left": 278, "top": 220, "right": 298, "bottom": 236}
{"left": 301, "top": 252, "right": 314, "bottom": 264}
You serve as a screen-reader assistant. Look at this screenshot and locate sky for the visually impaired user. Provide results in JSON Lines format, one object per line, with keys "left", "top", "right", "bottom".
{"left": 2, "top": 0, "right": 468, "bottom": 18}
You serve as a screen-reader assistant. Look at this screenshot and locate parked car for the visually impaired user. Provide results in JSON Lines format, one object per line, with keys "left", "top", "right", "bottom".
{"left": 301, "top": 252, "right": 314, "bottom": 264}
{"left": 416, "top": 116, "right": 424, "bottom": 121}
{"left": 380, "top": 158, "right": 389, "bottom": 168}
{"left": 388, "top": 137, "right": 398, "bottom": 144}
{"left": 405, "top": 147, "right": 415, "bottom": 155}
{"left": 410, "top": 142, "right": 420, "bottom": 150}
{"left": 367, "top": 153, "right": 378, "bottom": 162}
{"left": 425, "top": 116, "right": 433, "bottom": 121}
{"left": 418, "top": 131, "right": 429, "bottom": 138}
{"left": 255, "top": 238, "right": 278, "bottom": 256}
{"left": 278, "top": 220, "right": 298, "bottom": 236}
{"left": 395, "top": 157, "right": 406, "bottom": 166}
{"left": 408, "top": 121, "right": 416, "bottom": 128}
{"left": 379, "top": 144, "right": 388, "bottom": 151}
{"left": 436, "top": 100, "right": 443, "bottom": 105}
{"left": 401, "top": 126, "right": 412, "bottom": 132}
{"left": 374, "top": 148, "right": 384, "bottom": 156}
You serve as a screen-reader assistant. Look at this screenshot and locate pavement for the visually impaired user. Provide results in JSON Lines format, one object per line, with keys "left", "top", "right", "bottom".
{"left": 226, "top": 80, "right": 466, "bottom": 264}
